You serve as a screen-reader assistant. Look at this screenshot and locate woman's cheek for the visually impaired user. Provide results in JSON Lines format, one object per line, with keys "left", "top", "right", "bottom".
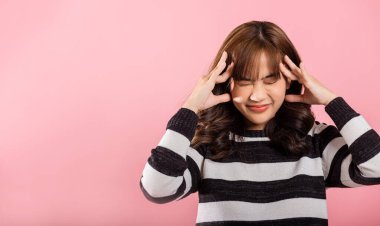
{"left": 232, "top": 88, "right": 246, "bottom": 104}
{"left": 233, "top": 96, "right": 243, "bottom": 103}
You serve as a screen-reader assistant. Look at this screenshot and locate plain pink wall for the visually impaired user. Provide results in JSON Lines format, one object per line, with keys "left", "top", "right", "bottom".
{"left": 0, "top": 0, "right": 379, "bottom": 225}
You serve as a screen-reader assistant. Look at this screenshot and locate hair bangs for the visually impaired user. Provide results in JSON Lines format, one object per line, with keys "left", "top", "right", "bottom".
{"left": 232, "top": 41, "right": 283, "bottom": 82}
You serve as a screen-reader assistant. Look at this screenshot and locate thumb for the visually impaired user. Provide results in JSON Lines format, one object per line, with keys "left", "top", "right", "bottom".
{"left": 285, "top": 94, "right": 304, "bottom": 103}
{"left": 216, "top": 93, "right": 232, "bottom": 104}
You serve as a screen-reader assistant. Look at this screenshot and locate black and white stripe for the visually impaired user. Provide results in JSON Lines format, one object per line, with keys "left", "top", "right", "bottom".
{"left": 140, "top": 108, "right": 205, "bottom": 203}
{"left": 140, "top": 97, "right": 380, "bottom": 225}
{"left": 317, "top": 97, "right": 380, "bottom": 187}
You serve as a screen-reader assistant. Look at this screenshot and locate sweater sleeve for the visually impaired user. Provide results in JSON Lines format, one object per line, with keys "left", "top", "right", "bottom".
{"left": 316, "top": 96, "right": 380, "bottom": 188}
{"left": 139, "top": 108, "right": 206, "bottom": 203}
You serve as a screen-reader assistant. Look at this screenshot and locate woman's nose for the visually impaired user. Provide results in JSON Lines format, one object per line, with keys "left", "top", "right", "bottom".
{"left": 249, "top": 84, "right": 266, "bottom": 101}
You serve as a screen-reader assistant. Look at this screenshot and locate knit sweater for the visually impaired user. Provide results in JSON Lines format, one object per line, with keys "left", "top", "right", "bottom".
{"left": 139, "top": 97, "right": 380, "bottom": 225}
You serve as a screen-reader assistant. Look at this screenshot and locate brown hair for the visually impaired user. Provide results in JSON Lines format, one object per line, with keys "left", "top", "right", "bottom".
{"left": 190, "top": 20, "right": 315, "bottom": 160}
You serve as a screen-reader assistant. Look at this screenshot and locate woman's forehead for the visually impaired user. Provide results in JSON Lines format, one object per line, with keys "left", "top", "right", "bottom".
{"left": 232, "top": 48, "right": 282, "bottom": 80}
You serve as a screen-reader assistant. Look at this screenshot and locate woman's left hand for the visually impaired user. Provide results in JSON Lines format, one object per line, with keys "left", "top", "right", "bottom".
{"left": 279, "top": 55, "right": 338, "bottom": 106}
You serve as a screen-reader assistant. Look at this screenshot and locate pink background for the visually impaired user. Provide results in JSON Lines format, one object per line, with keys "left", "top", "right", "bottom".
{"left": 0, "top": 0, "right": 379, "bottom": 225}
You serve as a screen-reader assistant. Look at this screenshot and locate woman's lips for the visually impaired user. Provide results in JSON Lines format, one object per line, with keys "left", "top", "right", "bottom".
{"left": 247, "top": 104, "right": 270, "bottom": 113}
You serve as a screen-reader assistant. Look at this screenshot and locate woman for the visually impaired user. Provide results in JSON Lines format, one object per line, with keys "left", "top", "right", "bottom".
{"left": 139, "top": 20, "right": 380, "bottom": 225}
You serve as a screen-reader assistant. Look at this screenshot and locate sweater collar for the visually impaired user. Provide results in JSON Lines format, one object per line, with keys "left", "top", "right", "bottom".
{"left": 230, "top": 127, "right": 268, "bottom": 138}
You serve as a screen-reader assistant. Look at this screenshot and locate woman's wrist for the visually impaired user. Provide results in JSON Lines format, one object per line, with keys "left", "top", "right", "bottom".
{"left": 323, "top": 94, "right": 338, "bottom": 106}
{"left": 182, "top": 102, "right": 199, "bottom": 114}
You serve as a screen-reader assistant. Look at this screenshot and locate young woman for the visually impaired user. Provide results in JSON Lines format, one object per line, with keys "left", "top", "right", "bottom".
{"left": 139, "top": 20, "right": 380, "bottom": 225}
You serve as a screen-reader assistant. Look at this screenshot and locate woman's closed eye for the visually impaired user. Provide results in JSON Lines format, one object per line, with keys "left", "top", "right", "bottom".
{"left": 263, "top": 75, "right": 279, "bottom": 84}
{"left": 237, "top": 75, "right": 279, "bottom": 86}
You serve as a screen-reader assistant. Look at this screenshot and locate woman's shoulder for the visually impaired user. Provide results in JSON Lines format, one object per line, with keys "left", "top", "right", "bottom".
{"left": 308, "top": 120, "right": 331, "bottom": 137}
{"left": 308, "top": 120, "right": 342, "bottom": 140}
{"left": 190, "top": 142, "right": 209, "bottom": 157}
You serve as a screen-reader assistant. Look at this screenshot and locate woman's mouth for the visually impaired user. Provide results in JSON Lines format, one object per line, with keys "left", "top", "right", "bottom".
{"left": 247, "top": 104, "right": 270, "bottom": 113}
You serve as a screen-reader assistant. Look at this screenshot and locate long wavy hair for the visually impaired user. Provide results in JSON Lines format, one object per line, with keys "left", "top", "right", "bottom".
{"left": 190, "top": 20, "right": 315, "bottom": 160}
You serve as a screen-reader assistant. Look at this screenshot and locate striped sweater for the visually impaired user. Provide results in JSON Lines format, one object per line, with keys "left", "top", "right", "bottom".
{"left": 139, "top": 97, "right": 380, "bottom": 225}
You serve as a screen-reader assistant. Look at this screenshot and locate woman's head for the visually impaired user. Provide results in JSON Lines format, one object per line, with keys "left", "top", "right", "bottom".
{"left": 230, "top": 51, "right": 291, "bottom": 130}
{"left": 217, "top": 21, "right": 304, "bottom": 128}
{"left": 191, "top": 21, "right": 315, "bottom": 159}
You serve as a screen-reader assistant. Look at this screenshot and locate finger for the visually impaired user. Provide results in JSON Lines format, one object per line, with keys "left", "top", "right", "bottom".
{"left": 215, "top": 61, "right": 234, "bottom": 83}
{"left": 209, "top": 51, "right": 228, "bottom": 81}
{"left": 202, "top": 51, "right": 227, "bottom": 80}
{"left": 285, "top": 94, "right": 304, "bottom": 103}
{"left": 299, "top": 62, "right": 311, "bottom": 80}
{"left": 299, "top": 61, "right": 318, "bottom": 89}
{"left": 300, "top": 62, "right": 305, "bottom": 71}
{"left": 215, "top": 93, "right": 231, "bottom": 104}
{"left": 284, "top": 55, "right": 303, "bottom": 77}
{"left": 209, "top": 51, "right": 227, "bottom": 75}
{"left": 279, "top": 62, "right": 297, "bottom": 80}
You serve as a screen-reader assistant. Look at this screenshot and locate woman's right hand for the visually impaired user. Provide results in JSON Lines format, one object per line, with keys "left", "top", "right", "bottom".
{"left": 182, "top": 51, "right": 235, "bottom": 114}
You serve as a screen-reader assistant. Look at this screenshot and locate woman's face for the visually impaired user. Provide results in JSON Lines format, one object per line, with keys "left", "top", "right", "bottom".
{"left": 230, "top": 53, "right": 291, "bottom": 130}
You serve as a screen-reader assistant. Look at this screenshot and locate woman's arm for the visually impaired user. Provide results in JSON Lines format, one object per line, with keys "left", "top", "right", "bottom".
{"left": 316, "top": 97, "right": 380, "bottom": 187}
{"left": 139, "top": 108, "right": 206, "bottom": 203}
{"left": 279, "top": 55, "right": 380, "bottom": 187}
